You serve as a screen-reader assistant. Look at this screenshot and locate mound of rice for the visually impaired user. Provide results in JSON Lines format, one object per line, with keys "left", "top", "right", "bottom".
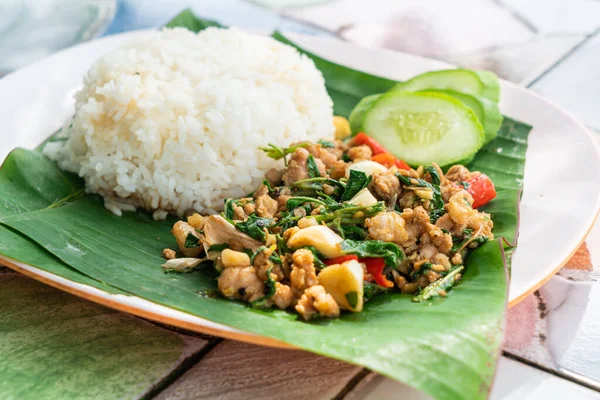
{"left": 44, "top": 27, "right": 334, "bottom": 219}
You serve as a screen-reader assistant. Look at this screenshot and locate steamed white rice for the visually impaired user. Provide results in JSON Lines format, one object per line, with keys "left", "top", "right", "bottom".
{"left": 44, "top": 27, "right": 334, "bottom": 218}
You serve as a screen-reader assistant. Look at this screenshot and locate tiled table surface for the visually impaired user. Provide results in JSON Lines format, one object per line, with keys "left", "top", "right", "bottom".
{"left": 2, "top": 0, "right": 600, "bottom": 398}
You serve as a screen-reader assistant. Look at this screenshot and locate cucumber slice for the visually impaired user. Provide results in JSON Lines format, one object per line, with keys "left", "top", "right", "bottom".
{"left": 474, "top": 70, "right": 501, "bottom": 103}
{"left": 362, "top": 91, "right": 484, "bottom": 167}
{"left": 349, "top": 90, "right": 502, "bottom": 144}
{"left": 431, "top": 90, "right": 502, "bottom": 144}
{"left": 349, "top": 94, "right": 380, "bottom": 134}
{"left": 391, "top": 69, "right": 500, "bottom": 103}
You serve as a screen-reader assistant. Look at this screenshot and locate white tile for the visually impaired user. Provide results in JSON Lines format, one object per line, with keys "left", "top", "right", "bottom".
{"left": 450, "top": 36, "right": 581, "bottom": 85}
{"left": 531, "top": 33, "right": 600, "bottom": 129}
{"left": 491, "top": 358, "right": 600, "bottom": 399}
{"left": 285, "top": 0, "right": 532, "bottom": 56}
{"left": 541, "top": 277, "right": 600, "bottom": 385}
{"left": 249, "top": 0, "right": 331, "bottom": 9}
{"left": 500, "top": 0, "right": 600, "bottom": 34}
{"left": 347, "top": 357, "right": 600, "bottom": 399}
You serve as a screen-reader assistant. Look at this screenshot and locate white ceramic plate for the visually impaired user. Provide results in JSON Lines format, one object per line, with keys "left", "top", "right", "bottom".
{"left": 1, "top": 30, "right": 599, "bottom": 348}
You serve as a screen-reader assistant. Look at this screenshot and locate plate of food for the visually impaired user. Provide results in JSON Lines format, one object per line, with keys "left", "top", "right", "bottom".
{"left": 1, "top": 9, "right": 599, "bottom": 400}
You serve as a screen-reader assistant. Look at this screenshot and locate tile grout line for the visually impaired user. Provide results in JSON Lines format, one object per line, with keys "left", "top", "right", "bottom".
{"left": 526, "top": 26, "right": 600, "bottom": 88}
{"left": 141, "top": 338, "right": 224, "bottom": 400}
{"left": 492, "top": 0, "right": 539, "bottom": 33}
{"left": 502, "top": 351, "right": 600, "bottom": 392}
{"left": 280, "top": 12, "right": 343, "bottom": 38}
{"left": 249, "top": 0, "right": 344, "bottom": 39}
{"left": 333, "top": 368, "right": 373, "bottom": 400}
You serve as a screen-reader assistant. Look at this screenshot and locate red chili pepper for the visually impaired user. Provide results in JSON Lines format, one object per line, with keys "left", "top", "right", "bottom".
{"left": 353, "top": 132, "right": 388, "bottom": 155}
{"left": 324, "top": 255, "right": 359, "bottom": 266}
{"left": 394, "top": 158, "right": 410, "bottom": 171}
{"left": 354, "top": 133, "right": 410, "bottom": 170}
{"left": 360, "top": 257, "right": 394, "bottom": 288}
{"left": 465, "top": 173, "right": 496, "bottom": 208}
{"left": 371, "top": 153, "right": 396, "bottom": 168}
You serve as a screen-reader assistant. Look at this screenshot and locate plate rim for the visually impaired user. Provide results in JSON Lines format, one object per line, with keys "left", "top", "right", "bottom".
{"left": 1, "top": 28, "right": 599, "bottom": 348}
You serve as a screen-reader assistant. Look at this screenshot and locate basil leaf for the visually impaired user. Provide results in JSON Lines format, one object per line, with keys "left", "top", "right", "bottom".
{"left": 223, "top": 198, "right": 243, "bottom": 220}
{"left": 318, "top": 139, "right": 335, "bottom": 148}
{"left": 341, "top": 170, "right": 371, "bottom": 201}
{"left": 298, "top": 246, "right": 327, "bottom": 269}
{"left": 208, "top": 243, "right": 229, "bottom": 252}
{"left": 424, "top": 165, "right": 441, "bottom": 185}
{"left": 338, "top": 225, "right": 368, "bottom": 240}
{"left": 251, "top": 267, "right": 277, "bottom": 308}
{"left": 307, "top": 154, "right": 321, "bottom": 178}
{"left": 413, "top": 266, "right": 464, "bottom": 302}
{"left": 286, "top": 196, "right": 327, "bottom": 210}
{"left": 396, "top": 173, "right": 445, "bottom": 223}
{"left": 184, "top": 233, "right": 200, "bottom": 248}
{"left": 259, "top": 142, "right": 311, "bottom": 163}
{"left": 234, "top": 214, "right": 274, "bottom": 242}
{"left": 363, "top": 282, "right": 392, "bottom": 302}
{"left": 345, "top": 291, "right": 358, "bottom": 309}
{"left": 340, "top": 239, "right": 404, "bottom": 268}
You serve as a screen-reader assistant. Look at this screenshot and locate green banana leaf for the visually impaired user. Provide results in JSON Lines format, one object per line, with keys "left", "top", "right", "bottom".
{"left": 0, "top": 9, "right": 532, "bottom": 400}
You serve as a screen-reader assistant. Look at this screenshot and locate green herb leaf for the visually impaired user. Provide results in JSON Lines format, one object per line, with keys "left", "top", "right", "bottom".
{"left": 290, "top": 177, "right": 345, "bottom": 199}
{"left": 261, "top": 180, "right": 274, "bottom": 193}
{"left": 251, "top": 267, "right": 277, "bottom": 308}
{"left": 396, "top": 173, "right": 445, "bottom": 223}
{"left": 207, "top": 243, "right": 229, "bottom": 252}
{"left": 424, "top": 165, "right": 441, "bottom": 185}
{"left": 413, "top": 266, "right": 464, "bottom": 302}
{"left": 286, "top": 196, "right": 328, "bottom": 210}
{"left": 458, "top": 181, "right": 471, "bottom": 190}
{"left": 184, "top": 233, "right": 200, "bottom": 248}
{"left": 269, "top": 252, "right": 282, "bottom": 265}
{"left": 340, "top": 239, "right": 404, "bottom": 268}
{"left": 223, "top": 198, "right": 243, "bottom": 220}
{"left": 298, "top": 246, "right": 327, "bottom": 269}
{"left": 341, "top": 170, "right": 371, "bottom": 201}
{"left": 318, "top": 139, "right": 335, "bottom": 148}
{"left": 338, "top": 224, "right": 368, "bottom": 240}
{"left": 259, "top": 142, "right": 311, "bottom": 164}
{"left": 345, "top": 291, "right": 358, "bottom": 309}
{"left": 234, "top": 214, "right": 274, "bottom": 242}
{"left": 410, "top": 261, "right": 433, "bottom": 280}
{"left": 306, "top": 154, "right": 321, "bottom": 178}
{"left": 363, "top": 282, "right": 391, "bottom": 302}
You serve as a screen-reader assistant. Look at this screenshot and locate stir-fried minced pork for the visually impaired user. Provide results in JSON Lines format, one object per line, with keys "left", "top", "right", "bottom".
{"left": 254, "top": 184, "right": 278, "bottom": 218}
{"left": 218, "top": 266, "right": 264, "bottom": 302}
{"left": 164, "top": 123, "right": 497, "bottom": 320}
{"left": 365, "top": 212, "right": 408, "bottom": 245}
{"left": 253, "top": 247, "right": 284, "bottom": 281}
{"left": 273, "top": 283, "right": 293, "bottom": 310}
{"left": 347, "top": 145, "right": 372, "bottom": 161}
{"left": 282, "top": 147, "right": 327, "bottom": 185}
{"left": 370, "top": 169, "right": 401, "bottom": 203}
{"left": 290, "top": 249, "right": 319, "bottom": 299}
{"left": 307, "top": 143, "right": 339, "bottom": 169}
{"left": 295, "top": 285, "right": 340, "bottom": 320}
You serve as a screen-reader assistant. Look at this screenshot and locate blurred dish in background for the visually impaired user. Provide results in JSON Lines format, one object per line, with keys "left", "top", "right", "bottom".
{"left": 0, "top": 0, "right": 116, "bottom": 74}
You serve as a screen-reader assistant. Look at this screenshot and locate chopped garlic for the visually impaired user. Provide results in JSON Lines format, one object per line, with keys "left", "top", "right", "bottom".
{"left": 287, "top": 225, "right": 343, "bottom": 258}
{"left": 162, "top": 258, "right": 204, "bottom": 272}
{"left": 348, "top": 188, "right": 378, "bottom": 207}
{"left": 347, "top": 160, "right": 387, "bottom": 177}
{"left": 318, "top": 260, "right": 364, "bottom": 312}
